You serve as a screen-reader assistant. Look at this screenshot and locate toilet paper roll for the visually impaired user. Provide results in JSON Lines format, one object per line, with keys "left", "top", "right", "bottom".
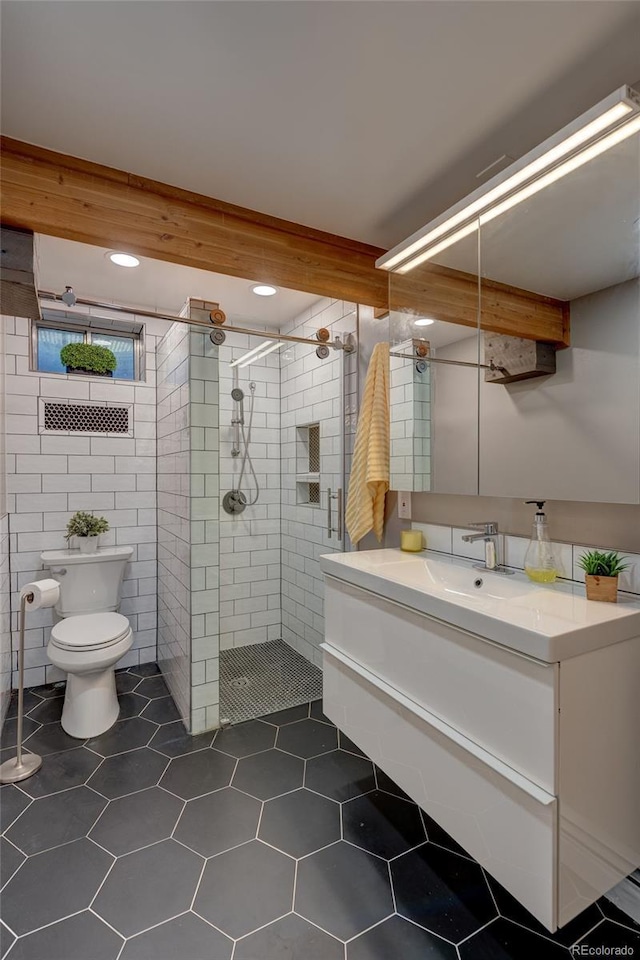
{"left": 20, "top": 579, "right": 60, "bottom": 611}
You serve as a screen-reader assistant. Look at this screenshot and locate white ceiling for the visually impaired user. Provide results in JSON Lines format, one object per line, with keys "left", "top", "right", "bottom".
{"left": 2, "top": 2, "right": 639, "bottom": 250}
{"left": 34, "top": 235, "right": 321, "bottom": 328}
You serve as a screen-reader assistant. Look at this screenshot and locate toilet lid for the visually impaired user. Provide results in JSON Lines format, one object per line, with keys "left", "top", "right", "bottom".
{"left": 51, "top": 613, "right": 130, "bottom": 651}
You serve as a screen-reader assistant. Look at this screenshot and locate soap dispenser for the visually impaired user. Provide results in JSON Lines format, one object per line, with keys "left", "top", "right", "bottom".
{"left": 524, "top": 501, "right": 557, "bottom": 583}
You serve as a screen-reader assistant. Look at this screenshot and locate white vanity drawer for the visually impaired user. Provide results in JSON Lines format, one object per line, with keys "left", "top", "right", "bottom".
{"left": 323, "top": 644, "right": 558, "bottom": 931}
{"left": 325, "top": 576, "right": 558, "bottom": 792}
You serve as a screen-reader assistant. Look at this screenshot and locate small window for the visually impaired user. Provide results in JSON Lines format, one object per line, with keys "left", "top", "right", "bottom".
{"left": 34, "top": 321, "right": 140, "bottom": 380}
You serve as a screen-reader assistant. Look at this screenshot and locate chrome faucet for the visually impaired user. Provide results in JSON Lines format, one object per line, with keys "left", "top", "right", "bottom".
{"left": 461, "top": 522, "right": 514, "bottom": 575}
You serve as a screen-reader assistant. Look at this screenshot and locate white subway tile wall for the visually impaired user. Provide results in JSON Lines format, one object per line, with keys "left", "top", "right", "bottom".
{"left": 413, "top": 522, "right": 640, "bottom": 594}
{"left": 389, "top": 339, "right": 431, "bottom": 492}
{"left": 188, "top": 330, "right": 220, "bottom": 734}
{"left": 218, "top": 330, "right": 282, "bottom": 652}
{"left": 4, "top": 310, "right": 170, "bottom": 688}
{"left": 156, "top": 322, "right": 191, "bottom": 724}
{"left": 280, "top": 299, "right": 356, "bottom": 667}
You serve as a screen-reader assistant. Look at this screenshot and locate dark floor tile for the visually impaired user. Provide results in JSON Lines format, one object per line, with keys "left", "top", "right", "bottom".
{"left": 93, "top": 839, "right": 202, "bottom": 938}
{"left": 235, "top": 913, "right": 343, "bottom": 960}
{"left": 374, "top": 765, "right": 413, "bottom": 802}
{"left": 6, "top": 910, "right": 123, "bottom": 960}
{"left": 87, "top": 747, "right": 168, "bottom": 799}
{"left": 127, "top": 662, "right": 161, "bottom": 678}
{"left": 276, "top": 718, "right": 338, "bottom": 759}
{"left": 26, "top": 696, "right": 64, "bottom": 725}
{"left": 343, "top": 790, "right": 426, "bottom": 860}
{"left": 348, "top": 914, "right": 458, "bottom": 960}
{"left": 262, "top": 703, "right": 310, "bottom": 726}
{"left": 23, "top": 721, "right": 84, "bottom": 756}
{"left": 577, "top": 920, "right": 640, "bottom": 953}
{"left": 194, "top": 840, "right": 295, "bottom": 939}
{"left": 89, "top": 786, "right": 183, "bottom": 855}
{"left": 0, "top": 837, "right": 25, "bottom": 888}
{"left": 458, "top": 917, "right": 570, "bottom": 959}
{"left": 259, "top": 787, "right": 340, "bottom": 858}
{"left": 117, "top": 692, "right": 151, "bottom": 720}
{"left": 214, "top": 719, "right": 276, "bottom": 758}
{"left": 115, "top": 672, "right": 140, "bottom": 695}
{"left": 421, "top": 809, "right": 471, "bottom": 858}
{"left": 306, "top": 750, "right": 376, "bottom": 801}
{"left": 232, "top": 748, "right": 303, "bottom": 800}
{"left": 487, "top": 872, "right": 602, "bottom": 946}
{"left": 9, "top": 691, "right": 42, "bottom": 718}
{"left": 1, "top": 838, "right": 113, "bottom": 935}
{"left": 141, "top": 695, "right": 181, "bottom": 725}
{"left": 160, "top": 748, "right": 235, "bottom": 800}
{"left": 0, "top": 923, "right": 15, "bottom": 960}
{"left": 339, "top": 730, "right": 367, "bottom": 757}
{"left": 0, "top": 785, "right": 31, "bottom": 831}
{"left": 19, "top": 747, "right": 102, "bottom": 799}
{"left": 28, "top": 682, "right": 65, "bottom": 700}
{"left": 392, "top": 843, "right": 497, "bottom": 944}
{"left": 310, "top": 699, "right": 334, "bottom": 725}
{"left": 1, "top": 716, "right": 40, "bottom": 750}
{"left": 86, "top": 717, "right": 157, "bottom": 757}
{"left": 149, "top": 720, "right": 213, "bottom": 758}
{"left": 598, "top": 896, "right": 640, "bottom": 933}
{"left": 296, "top": 840, "right": 394, "bottom": 940}
{"left": 135, "top": 675, "right": 169, "bottom": 699}
{"left": 120, "top": 912, "right": 232, "bottom": 960}
{"left": 175, "top": 786, "right": 260, "bottom": 857}
{"left": 6, "top": 785, "right": 107, "bottom": 855}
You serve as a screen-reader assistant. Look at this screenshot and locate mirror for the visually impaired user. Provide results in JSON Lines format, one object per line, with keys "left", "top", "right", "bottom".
{"left": 477, "top": 127, "right": 640, "bottom": 502}
{"left": 388, "top": 224, "right": 481, "bottom": 494}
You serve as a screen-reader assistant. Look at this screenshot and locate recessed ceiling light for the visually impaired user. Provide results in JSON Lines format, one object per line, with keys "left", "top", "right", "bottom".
{"left": 251, "top": 284, "right": 277, "bottom": 297}
{"left": 414, "top": 317, "right": 436, "bottom": 326}
{"left": 108, "top": 252, "right": 140, "bottom": 268}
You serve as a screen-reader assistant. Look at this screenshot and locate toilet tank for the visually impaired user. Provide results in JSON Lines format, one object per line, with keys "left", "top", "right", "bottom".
{"left": 40, "top": 547, "right": 134, "bottom": 617}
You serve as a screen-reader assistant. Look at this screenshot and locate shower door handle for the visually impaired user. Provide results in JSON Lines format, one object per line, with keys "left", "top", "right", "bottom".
{"left": 327, "top": 488, "right": 343, "bottom": 541}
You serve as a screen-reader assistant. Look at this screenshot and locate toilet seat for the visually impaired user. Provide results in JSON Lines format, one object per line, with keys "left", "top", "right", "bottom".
{"left": 50, "top": 612, "right": 131, "bottom": 652}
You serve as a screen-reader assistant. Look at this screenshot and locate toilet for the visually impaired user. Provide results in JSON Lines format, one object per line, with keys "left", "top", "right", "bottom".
{"left": 41, "top": 546, "right": 134, "bottom": 738}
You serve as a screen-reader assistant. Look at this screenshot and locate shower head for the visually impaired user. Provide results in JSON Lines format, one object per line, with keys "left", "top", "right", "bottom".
{"left": 231, "top": 388, "right": 245, "bottom": 402}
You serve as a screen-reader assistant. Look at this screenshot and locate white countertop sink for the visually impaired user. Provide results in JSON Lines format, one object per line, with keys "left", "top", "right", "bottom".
{"left": 320, "top": 549, "right": 640, "bottom": 661}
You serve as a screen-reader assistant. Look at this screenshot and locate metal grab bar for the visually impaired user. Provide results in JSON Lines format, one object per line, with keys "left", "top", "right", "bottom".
{"left": 327, "top": 487, "right": 343, "bottom": 541}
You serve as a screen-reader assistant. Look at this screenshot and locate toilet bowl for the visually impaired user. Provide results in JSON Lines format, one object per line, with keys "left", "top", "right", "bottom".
{"left": 41, "top": 546, "right": 134, "bottom": 739}
{"left": 47, "top": 613, "right": 133, "bottom": 738}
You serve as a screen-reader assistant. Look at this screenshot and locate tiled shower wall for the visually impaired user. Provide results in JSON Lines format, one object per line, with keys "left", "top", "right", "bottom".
{"left": 156, "top": 321, "right": 220, "bottom": 734}
{"left": 218, "top": 331, "right": 281, "bottom": 651}
{"left": 280, "top": 299, "right": 356, "bottom": 667}
{"left": 0, "top": 319, "right": 10, "bottom": 723}
{"left": 3, "top": 309, "right": 164, "bottom": 687}
{"left": 156, "top": 322, "right": 191, "bottom": 723}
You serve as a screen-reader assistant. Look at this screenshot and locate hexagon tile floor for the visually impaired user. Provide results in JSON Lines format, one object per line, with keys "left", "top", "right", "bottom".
{"left": 1, "top": 665, "right": 639, "bottom": 960}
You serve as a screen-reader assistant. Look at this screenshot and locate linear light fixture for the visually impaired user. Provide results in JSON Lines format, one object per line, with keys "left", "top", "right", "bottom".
{"left": 377, "top": 86, "right": 640, "bottom": 275}
{"left": 237, "top": 341, "right": 283, "bottom": 368}
{"left": 229, "top": 340, "right": 273, "bottom": 368}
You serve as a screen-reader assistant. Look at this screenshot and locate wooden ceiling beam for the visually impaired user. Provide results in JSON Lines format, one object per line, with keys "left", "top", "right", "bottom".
{"left": 0, "top": 137, "right": 569, "bottom": 345}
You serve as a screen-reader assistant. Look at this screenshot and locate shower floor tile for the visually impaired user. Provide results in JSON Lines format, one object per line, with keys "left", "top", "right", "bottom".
{"left": 219, "top": 638, "right": 323, "bottom": 724}
{"left": 1, "top": 674, "right": 638, "bottom": 960}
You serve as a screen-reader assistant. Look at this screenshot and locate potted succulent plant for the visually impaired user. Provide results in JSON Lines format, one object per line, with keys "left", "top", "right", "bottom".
{"left": 65, "top": 511, "right": 110, "bottom": 554}
{"left": 60, "top": 342, "right": 117, "bottom": 377}
{"left": 577, "top": 550, "right": 628, "bottom": 602}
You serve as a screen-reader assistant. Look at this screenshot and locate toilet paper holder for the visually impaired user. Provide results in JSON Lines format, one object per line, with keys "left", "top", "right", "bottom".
{"left": 0, "top": 584, "right": 56, "bottom": 784}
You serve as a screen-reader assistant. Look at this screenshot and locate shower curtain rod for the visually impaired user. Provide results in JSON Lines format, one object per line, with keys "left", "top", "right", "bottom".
{"left": 39, "top": 292, "right": 355, "bottom": 352}
{"left": 389, "top": 350, "right": 494, "bottom": 371}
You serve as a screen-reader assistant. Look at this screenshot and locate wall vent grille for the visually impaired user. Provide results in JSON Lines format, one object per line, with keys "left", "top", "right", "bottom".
{"left": 41, "top": 399, "right": 132, "bottom": 435}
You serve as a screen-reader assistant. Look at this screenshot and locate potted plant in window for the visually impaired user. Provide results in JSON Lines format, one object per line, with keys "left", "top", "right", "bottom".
{"left": 65, "top": 512, "right": 110, "bottom": 555}
{"left": 60, "top": 342, "right": 117, "bottom": 377}
{"left": 577, "top": 550, "right": 628, "bottom": 602}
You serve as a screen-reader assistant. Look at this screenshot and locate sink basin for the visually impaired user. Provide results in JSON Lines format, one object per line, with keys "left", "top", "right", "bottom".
{"left": 320, "top": 548, "right": 640, "bottom": 661}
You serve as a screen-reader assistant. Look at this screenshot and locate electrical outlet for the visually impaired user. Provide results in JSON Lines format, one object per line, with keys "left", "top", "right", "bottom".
{"left": 397, "top": 491, "right": 412, "bottom": 519}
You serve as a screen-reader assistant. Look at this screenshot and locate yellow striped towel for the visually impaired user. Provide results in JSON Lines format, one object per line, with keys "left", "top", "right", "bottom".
{"left": 346, "top": 341, "right": 390, "bottom": 545}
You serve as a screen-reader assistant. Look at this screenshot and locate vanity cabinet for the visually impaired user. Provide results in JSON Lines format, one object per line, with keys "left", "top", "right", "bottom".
{"left": 322, "top": 573, "right": 640, "bottom": 932}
